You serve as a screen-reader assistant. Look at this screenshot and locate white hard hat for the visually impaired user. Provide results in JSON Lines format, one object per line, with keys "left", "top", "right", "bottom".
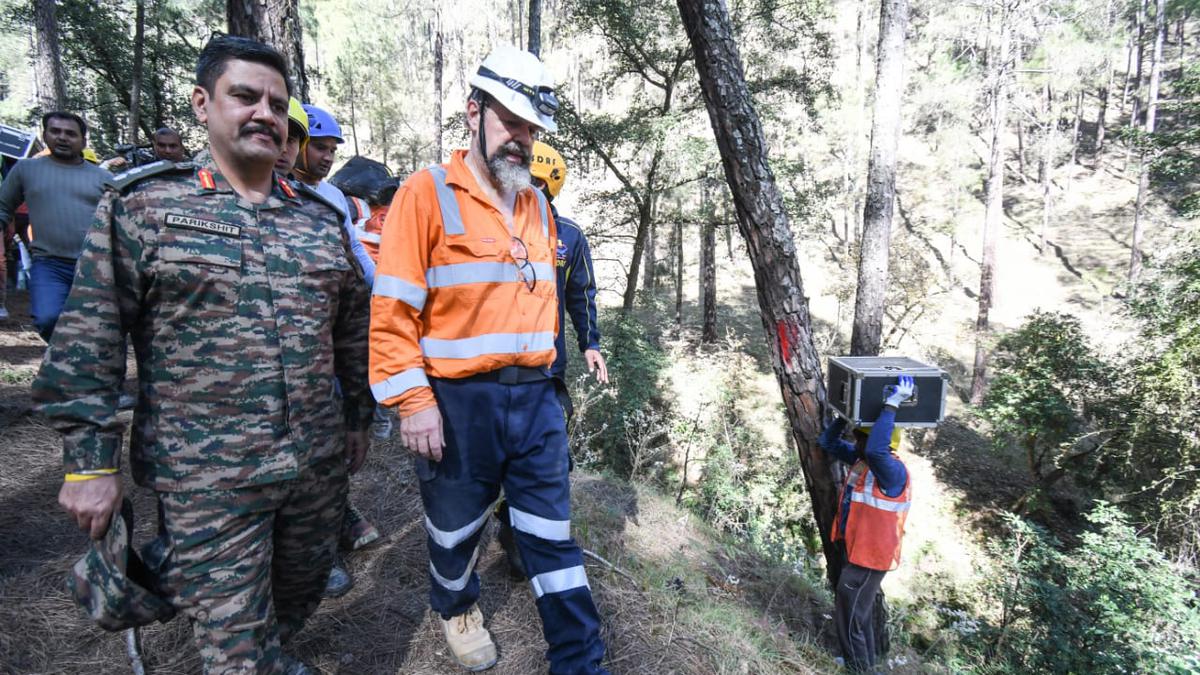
{"left": 469, "top": 44, "right": 559, "bottom": 133}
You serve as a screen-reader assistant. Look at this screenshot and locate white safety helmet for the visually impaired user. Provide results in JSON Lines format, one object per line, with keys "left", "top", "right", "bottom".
{"left": 469, "top": 44, "right": 559, "bottom": 133}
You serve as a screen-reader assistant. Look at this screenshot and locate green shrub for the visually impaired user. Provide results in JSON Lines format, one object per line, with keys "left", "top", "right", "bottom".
{"left": 683, "top": 347, "right": 818, "bottom": 566}
{"left": 569, "top": 309, "right": 670, "bottom": 475}
{"left": 1114, "top": 236, "right": 1200, "bottom": 559}
{"left": 977, "top": 311, "right": 1107, "bottom": 509}
{"left": 968, "top": 504, "right": 1200, "bottom": 674}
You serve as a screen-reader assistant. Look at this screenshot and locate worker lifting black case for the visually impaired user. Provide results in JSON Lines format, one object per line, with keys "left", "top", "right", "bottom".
{"left": 826, "top": 356, "right": 948, "bottom": 427}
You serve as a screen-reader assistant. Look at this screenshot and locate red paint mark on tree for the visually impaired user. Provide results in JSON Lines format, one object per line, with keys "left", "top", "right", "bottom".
{"left": 777, "top": 319, "right": 791, "bottom": 363}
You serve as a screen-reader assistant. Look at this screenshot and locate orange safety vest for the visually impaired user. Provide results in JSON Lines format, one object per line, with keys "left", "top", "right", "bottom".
{"left": 346, "top": 196, "right": 384, "bottom": 263}
{"left": 369, "top": 150, "right": 557, "bottom": 416}
{"left": 832, "top": 459, "right": 911, "bottom": 571}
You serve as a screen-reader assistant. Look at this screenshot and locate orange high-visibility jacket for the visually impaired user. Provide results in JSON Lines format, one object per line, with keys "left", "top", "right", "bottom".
{"left": 369, "top": 150, "right": 557, "bottom": 416}
{"left": 347, "top": 195, "right": 385, "bottom": 263}
{"left": 832, "top": 459, "right": 912, "bottom": 571}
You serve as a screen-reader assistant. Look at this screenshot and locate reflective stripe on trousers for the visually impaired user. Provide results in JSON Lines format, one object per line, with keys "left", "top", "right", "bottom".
{"left": 418, "top": 376, "right": 608, "bottom": 675}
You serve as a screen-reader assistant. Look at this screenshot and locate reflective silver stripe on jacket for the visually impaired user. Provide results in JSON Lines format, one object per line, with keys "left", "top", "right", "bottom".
{"left": 533, "top": 185, "right": 549, "bottom": 237}
{"left": 355, "top": 226, "right": 381, "bottom": 244}
{"left": 420, "top": 331, "right": 555, "bottom": 359}
{"left": 426, "top": 261, "right": 555, "bottom": 288}
{"left": 370, "top": 367, "right": 430, "bottom": 402}
{"left": 427, "top": 165, "right": 465, "bottom": 235}
{"left": 851, "top": 470, "right": 911, "bottom": 513}
{"left": 428, "top": 163, "right": 549, "bottom": 237}
{"left": 530, "top": 565, "right": 589, "bottom": 598}
{"left": 509, "top": 506, "right": 571, "bottom": 541}
{"left": 374, "top": 273, "right": 427, "bottom": 311}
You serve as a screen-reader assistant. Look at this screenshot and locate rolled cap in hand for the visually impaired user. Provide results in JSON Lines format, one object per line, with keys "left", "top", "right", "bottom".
{"left": 68, "top": 499, "right": 175, "bottom": 631}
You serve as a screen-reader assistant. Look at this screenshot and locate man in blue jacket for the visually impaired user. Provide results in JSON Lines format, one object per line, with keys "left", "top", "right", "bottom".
{"left": 819, "top": 375, "right": 915, "bottom": 673}
{"left": 496, "top": 140, "right": 607, "bottom": 580}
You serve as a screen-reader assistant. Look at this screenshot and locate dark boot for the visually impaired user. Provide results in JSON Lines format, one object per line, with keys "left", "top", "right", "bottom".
{"left": 323, "top": 555, "right": 354, "bottom": 598}
{"left": 494, "top": 501, "right": 526, "bottom": 581}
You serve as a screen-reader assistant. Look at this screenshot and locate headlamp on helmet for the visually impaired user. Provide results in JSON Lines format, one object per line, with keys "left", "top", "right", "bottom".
{"left": 476, "top": 65, "right": 559, "bottom": 117}
{"left": 468, "top": 45, "right": 558, "bottom": 133}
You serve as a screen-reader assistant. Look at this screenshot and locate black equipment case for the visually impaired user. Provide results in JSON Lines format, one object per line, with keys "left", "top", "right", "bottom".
{"left": 826, "top": 356, "right": 948, "bottom": 427}
{"left": 0, "top": 124, "right": 36, "bottom": 161}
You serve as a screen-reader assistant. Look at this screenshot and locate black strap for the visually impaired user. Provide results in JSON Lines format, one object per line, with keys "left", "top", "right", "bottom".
{"left": 465, "top": 366, "right": 551, "bottom": 384}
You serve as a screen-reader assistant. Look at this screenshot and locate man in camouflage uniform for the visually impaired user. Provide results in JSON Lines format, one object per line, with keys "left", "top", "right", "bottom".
{"left": 33, "top": 35, "right": 371, "bottom": 674}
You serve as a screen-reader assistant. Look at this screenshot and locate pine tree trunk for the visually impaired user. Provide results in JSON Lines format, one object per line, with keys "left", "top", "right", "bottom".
{"left": 1039, "top": 83, "right": 1057, "bottom": 251}
{"left": 674, "top": 217, "right": 683, "bottom": 326}
{"left": 347, "top": 77, "right": 359, "bottom": 156}
{"left": 1096, "top": 0, "right": 1114, "bottom": 153}
{"left": 1097, "top": 77, "right": 1111, "bottom": 152}
{"left": 851, "top": 0, "right": 910, "bottom": 357}
{"left": 622, "top": 202, "right": 654, "bottom": 312}
{"left": 970, "top": 11, "right": 1012, "bottom": 405}
{"left": 843, "top": 0, "right": 870, "bottom": 259}
{"left": 1120, "top": 35, "right": 1134, "bottom": 111}
{"left": 1130, "top": 0, "right": 1166, "bottom": 287}
{"left": 644, "top": 219, "right": 657, "bottom": 294}
{"left": 226, "top": 0, "right": 309, "bottom": 101}
{"left": 129, "top": 0, "right": 146, "bottom": 146}
{"left": 32, "top": 0, "right": 67, "bottom": 112}
{"left": 1069, "top": 90, "right": 1082, "bottom": 168}
{"left": 528, "top": 0, "right": 542, "bottom": 56}
{"left": 701, "top": 216, "right": 717, "bottom": 343}
{"left": 433, "top": 15, "right": 444, "bottom": 162}
{"left": 151, "top": 0, "right": 164, "bottom": 128}
{"left": 1016, "top": 121, "right": 1027, "bottom": 180}
{"left": 1125, "top": 0, "right": 1149, "bottom": 170}
{"left": 1177, "top": 14, "right": 1186, "bottom": 63}
{"left": 676, "top": 0, "right": 842, "bottom": 585}
{"left": 621, "top": 145, "right": 664, "bottom": 312}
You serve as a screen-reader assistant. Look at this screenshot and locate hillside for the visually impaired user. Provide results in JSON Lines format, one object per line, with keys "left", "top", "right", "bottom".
{"left": 0, "top": 348, "right": 832, "bottom": 674}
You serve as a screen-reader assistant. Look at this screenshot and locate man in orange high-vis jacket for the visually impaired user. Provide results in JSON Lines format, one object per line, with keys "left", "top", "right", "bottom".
{"left": 370, "top": 44, "right": 608, "bottom": 675}
{"left": 345, "top": 195, "right": 388, "bottom": 264}
{"left": 819, "top": 375, "right": 915, "bottom": 674}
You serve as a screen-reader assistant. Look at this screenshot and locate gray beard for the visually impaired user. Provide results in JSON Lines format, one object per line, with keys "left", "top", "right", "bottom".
{"left": 487, "top": 152, "right": 532, "bottom": 194}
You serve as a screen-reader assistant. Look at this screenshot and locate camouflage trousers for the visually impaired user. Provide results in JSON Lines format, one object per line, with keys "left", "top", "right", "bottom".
{"left": 156, "top": 454, "right": 348, "bottom": 674}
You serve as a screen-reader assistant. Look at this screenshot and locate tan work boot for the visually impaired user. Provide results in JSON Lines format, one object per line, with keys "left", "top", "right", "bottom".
{"left": 439, "top": 605, "right": 498, "bottom": 671}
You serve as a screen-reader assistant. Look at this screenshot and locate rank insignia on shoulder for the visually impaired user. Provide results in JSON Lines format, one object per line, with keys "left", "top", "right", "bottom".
{"left": 277, "top": 176, "right": 297, "bottom": 199}
{"left": 197, "top": 168, "right": 217, "bottom": 190}
{"left": 106, "top": 160, "right": 194, "bottom": 192}
{"left": 165, "top": 214, "right": 241, "bottom": 238}
{"left": 293, "top": 181, "right": 345, "bottom": 216}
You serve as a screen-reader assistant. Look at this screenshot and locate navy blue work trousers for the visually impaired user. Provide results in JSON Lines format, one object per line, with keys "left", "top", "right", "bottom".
{"left": 419, "top": 376, "right": 608, "bottom": 675}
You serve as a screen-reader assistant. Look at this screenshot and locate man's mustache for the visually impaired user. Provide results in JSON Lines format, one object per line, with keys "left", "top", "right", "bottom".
{"left": 240, "top": 123, "right": 282, "bottom": 147}
{"left": 491, "top": 141, "right": 530, "bottom": 165}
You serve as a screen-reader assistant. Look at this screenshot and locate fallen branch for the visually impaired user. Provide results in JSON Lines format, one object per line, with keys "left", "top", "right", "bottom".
{"left": 582, "top": 548, "right": 641, "bottom": 589}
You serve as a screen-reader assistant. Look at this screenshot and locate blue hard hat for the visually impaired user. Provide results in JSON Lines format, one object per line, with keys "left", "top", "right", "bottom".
{"left": 301, "top": 104, "right": 344, "bottom": 142}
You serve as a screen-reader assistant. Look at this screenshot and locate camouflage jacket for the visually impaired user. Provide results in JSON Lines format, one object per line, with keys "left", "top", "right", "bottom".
{"left": 33, "top": 152, "right": 372, "bottom": 492}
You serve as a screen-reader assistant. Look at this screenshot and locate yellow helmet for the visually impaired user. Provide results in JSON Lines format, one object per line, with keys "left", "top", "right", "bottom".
{"left": 288, "top": 97, "right": 309, "bottom": 142}
{"left": 855, "top": 425, "right": 903, "bottom": 451}
{"left": 81, "top": 148, "right": 99, "bottom": 164}
{"left": 530, "top": 141, "right": 567, "bottom": 199}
